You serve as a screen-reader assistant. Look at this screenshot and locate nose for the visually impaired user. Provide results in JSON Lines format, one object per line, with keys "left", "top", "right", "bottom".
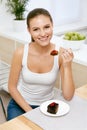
{"left": 40, "top": 29, "right": 45, "bottom": 36}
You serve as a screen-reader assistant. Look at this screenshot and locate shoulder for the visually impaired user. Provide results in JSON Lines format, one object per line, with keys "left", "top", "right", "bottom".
{"left": 14, "top": 45, "right": 24, "bottom": 57}
{"left": 11, "top": 45, "right": 25, "bottom": 65}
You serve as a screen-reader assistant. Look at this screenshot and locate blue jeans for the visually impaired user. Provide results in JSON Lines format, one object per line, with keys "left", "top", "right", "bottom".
{"left": 7, "top": 99, "right": 39, "bottom": 121}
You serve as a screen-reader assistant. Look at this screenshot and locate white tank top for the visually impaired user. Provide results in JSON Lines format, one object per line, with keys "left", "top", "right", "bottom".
{"left": 18, "top": 43, "right": 59, "bottom": 105}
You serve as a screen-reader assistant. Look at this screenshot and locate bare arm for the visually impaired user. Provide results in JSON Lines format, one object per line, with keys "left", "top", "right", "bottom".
{"left": 59, "top": 48, "right": 75, "bottom": 100}
{"left": 8, "top": 46, "right": 32, "bottom": 112}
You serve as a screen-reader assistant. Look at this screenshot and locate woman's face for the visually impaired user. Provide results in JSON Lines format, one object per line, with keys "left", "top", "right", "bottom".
{"left": 28, "top": 15, "right": 53, "bottom": 47}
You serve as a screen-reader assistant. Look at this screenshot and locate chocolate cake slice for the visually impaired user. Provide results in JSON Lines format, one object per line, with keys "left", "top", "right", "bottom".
{"left": 47, "top": 102, "right": 59, "bottom": 114}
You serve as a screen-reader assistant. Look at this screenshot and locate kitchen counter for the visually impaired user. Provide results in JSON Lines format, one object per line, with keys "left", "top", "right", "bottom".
{"left": 73, "top": 44, "right": 87, "bottom": 66}
{"left": 0, "top": 29, "right": 87, "bottom": 66}
{"left": 0, "top": 30, "right": 31, "bottom": 44}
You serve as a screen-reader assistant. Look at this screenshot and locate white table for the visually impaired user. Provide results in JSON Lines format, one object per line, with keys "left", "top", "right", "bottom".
{"left": 0, "top": 87, "right": 87, "bottom": 130}
{"left": 24, "top": 90, "right": 87, "bottom": 130}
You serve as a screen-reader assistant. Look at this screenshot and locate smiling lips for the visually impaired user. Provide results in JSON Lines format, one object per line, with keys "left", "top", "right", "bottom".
{"left": 39, "top": 35, "right": 49, "bottom": 41}
{"left": 50, "top": 50, "right": 58, "bottom": 56}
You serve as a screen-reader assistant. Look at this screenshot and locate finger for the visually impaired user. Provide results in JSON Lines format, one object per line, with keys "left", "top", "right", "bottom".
{"left": 67, "top": 48, "right": 73, "bottom": 55}
{"left": 66, "top": 48, "right": 74, "bottom": 57}
{"left": 59, "top": 47, "right": 65, "bottom": 54}
{"left": 62, "top": 52, "right": 69, "bottom": 59}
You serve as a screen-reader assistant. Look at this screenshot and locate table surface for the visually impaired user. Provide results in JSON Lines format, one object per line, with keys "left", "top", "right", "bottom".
{"left": 0, "top": 85, "right": 87, "bottom": 130}
{"left": 0, "top": 115, "right": 43, "bottom": 130}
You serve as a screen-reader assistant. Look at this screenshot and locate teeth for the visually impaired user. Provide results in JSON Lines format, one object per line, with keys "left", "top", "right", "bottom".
{"left": 39, "top": 37, "right": 48, "bottom": 41}
{"left": 40, "top": 39, "right": 47, "bottom": 41}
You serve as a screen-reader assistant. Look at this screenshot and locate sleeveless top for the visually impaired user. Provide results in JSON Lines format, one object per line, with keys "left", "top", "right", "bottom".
{"left": 18, "top": 43, "right": 59, "bottom": 105}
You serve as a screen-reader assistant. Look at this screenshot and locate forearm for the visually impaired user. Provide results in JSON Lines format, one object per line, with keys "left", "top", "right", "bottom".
{"left": 9, "top": 87, "right": 32, "bottom": 112}
{"left": 61, "top": 66, "right": 75, "bottom": 100}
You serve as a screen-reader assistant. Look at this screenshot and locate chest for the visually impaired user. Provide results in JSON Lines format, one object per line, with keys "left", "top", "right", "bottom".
{"left": 27, "top": 54, "right": 54, "bottom": 73}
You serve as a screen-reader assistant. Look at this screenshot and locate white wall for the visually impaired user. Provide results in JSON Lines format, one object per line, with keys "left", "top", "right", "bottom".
{"left": 0, "top": 0, "right": 87, "bottom": 31}
{"left": 26, "top": 0, "right": 51, "bottom": 11}
{"left": 80, "top": 0, "right": 87, "bottom": 21}
{"left": 0, "top": 0, "right": 14, "bottom": 30}
{"left": 50, "top": 0, "right": 81, "bottom": 26}
{"left": 25, "top": 0, "right": 52, "bottom": 21}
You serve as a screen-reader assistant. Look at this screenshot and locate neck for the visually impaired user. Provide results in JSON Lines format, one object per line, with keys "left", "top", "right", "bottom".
{"left": 34, "top": 43, "right": 52, "bottom": 55}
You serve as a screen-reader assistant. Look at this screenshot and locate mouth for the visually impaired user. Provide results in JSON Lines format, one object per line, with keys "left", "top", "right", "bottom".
{"left": 39, "top": 36, "right": 49, "bottom": 42}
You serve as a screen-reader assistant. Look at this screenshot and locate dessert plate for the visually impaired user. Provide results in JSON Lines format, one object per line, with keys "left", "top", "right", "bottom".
{"left": 40, "top": 99, "right": 70, "bottom": 117}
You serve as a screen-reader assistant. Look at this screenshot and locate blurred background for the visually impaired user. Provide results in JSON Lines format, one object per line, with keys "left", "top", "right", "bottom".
{"left": 0, "top": 0, "right": 87, "bottom": 31}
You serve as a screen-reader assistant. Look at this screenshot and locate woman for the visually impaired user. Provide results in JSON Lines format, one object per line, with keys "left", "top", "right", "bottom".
{"left": 7, "top": 8, "right": 75, "bottom": 120}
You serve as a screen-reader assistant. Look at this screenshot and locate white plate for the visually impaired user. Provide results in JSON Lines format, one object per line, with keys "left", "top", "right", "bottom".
{"left": 40, "top": 99, "right": 70, "bottom": 117}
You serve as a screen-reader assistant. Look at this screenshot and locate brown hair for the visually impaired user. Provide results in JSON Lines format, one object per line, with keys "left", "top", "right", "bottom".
{"left": 27, "top": 8, "right": 53, "bottom": 27}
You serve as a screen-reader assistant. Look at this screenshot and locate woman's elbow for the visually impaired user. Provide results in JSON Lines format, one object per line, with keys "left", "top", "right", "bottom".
{"left": 63, "top": 89, "right": 75, "bottom": 101}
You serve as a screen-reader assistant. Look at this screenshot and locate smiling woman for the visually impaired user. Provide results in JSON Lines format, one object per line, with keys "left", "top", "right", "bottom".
{"left": 6, "top": 8, "right": 75, "bottom": 121}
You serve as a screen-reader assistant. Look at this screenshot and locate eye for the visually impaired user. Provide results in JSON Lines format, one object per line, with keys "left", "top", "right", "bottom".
{"left": 33, "top": 28, "right": 38, "bottom": 31}
{"left": 45, "top": 25, "right": 50, "bottom": 28}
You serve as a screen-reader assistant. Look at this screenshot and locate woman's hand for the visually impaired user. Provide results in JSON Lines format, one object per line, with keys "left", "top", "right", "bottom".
{"left": 59, "top": 47, "right": 74, "bottom": 67}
